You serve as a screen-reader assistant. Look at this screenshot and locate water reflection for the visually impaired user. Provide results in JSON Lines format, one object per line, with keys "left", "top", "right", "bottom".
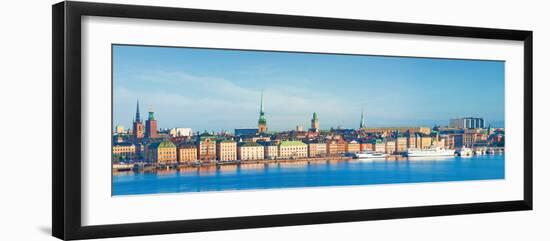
{"left": 112, "top": 155, "right": 505, "bottom": 196}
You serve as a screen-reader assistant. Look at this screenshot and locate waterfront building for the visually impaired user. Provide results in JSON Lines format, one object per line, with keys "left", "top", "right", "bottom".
{"left": 263, "top": 142, "right": 279, "bottom": 159}
{"left": 396, "top": 136, "right": 408, "bottom": 153}
{"left": 177, "top": 143, "right": 197, "bottom": 163}
{"left": 278, "top": 141, "right": 308, "bottom": 159}
{"left": 112, "top": 143, "right": 136, "bottom": 160}
{"left": 237, "top": 142, "right": 264, "bottom": 161}
{"left": 346, "top": 140, "right": 361, "bottom": 153}
{"left": 360, "top": 141, "right": 374, "bottom": 151}
{"left": 374, "top": 139, "right": 386, "bottom": 153}
{"left": 407, "top": 134, "right": 416, "bottom": 149}
{"left": 385, "top": 139, "right": 396, "bottom": 154}
{"left": 216, "top": 140, "right": 237, "bottom": 161}
{"left": 258, "top": 91, "right": 268, "bottom": 134}
{"left": 449, "top": 117, "right": 485, "bottom": 129}
{"left": 168, "top": 128, "right": 192, "bottom": 137}
{"left": 147, "top": 140, "right": 177, "bottom": 164}
{"left": 145, "top": 109, "right": 158, "bottom": 139}
{"left": 415, "top": 133, "right": 432, "bottom": 149}
{"left": 197, "top": 134, "right": 217, "bottom": 162}
{"left": 132, "top": 100, "right": 145, "bottom": 140}
{"left": 451, "top": 133, "right": 464, "bottom": 148}
{"left": 462, "top": 129, "right": 488, "bottom": 147}
{"left": 326, "top": 140, "right": 339, "bottom": 156}
{"left": 307, "top": 142, "right": 327, "bottom": 157}
{"left": 440, "top": 134, "right": 455, "bottom": 149}
{"left": 310, "top": 112, "right": 320, "bottom": 132}
{"left": 336, "top": 139, "right": 347, "bottom": 154}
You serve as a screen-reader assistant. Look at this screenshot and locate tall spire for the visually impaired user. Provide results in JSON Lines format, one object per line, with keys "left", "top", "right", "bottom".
{"left": 359, "top": 106, "right": 365, "bottom": 129}
{"left": 135, "top": 99, "right": 141, "bottom": 122}
{"left": 258, "top": 90, "right": 267, "bottom": 133}
{"left": 260, "top": 89, "right": 264, "bottom": 115}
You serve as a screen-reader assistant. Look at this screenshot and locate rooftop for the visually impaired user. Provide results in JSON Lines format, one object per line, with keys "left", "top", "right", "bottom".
{"left": 279, "top": 141, "right": 307, "bottom": 147}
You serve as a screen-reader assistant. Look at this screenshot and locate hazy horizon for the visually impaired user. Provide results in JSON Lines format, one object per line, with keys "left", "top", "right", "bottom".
{"left": 112, "top": 45, "right": 505, "bottom": 132}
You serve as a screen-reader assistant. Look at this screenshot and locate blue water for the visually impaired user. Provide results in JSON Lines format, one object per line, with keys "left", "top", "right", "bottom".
{"left": 112, "top": 155, "right": 504, "bottom": 196}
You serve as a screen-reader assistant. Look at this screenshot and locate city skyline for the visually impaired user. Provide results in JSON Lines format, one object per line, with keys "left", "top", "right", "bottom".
{"left": 113, "top": 45, "right": 505, "bottom": 131}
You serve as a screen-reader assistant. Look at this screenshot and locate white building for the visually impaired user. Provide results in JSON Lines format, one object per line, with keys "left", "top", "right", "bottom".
{"left": 168, "top": 128, "right": 193, "bottom": 137}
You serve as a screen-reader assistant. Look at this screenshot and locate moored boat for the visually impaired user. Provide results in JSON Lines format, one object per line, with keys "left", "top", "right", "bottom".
{"left": 353, "top": 150, "right": 389, "bottom": 159}
{"left": 459, "top": 147, "right": 473, "bottom": 156}
{"left": 404, "top": 146, "right": 455, "bottom": 157}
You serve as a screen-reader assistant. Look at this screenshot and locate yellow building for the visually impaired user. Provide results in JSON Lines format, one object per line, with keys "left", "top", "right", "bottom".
{"left": 278, "top": 141, "right": 308, "bottom": 159}
{"left": 407, "top": 136, "right": 416, "bottom": 149}
{"left": 237, "top": 142, "right": 264, "bottom": 161}
{"left": 147, "top": 140, "right": 177, "bottom": 164}
{"left": 177, "top": 143, "right": 197, "bottom": 163}
{"left": 216, "top": 140, "right": 237, "bottom": 161}
{"left": 345, "top": 140, "right": 360, "bottom": 153}
{"left": 419, "top": 135, "right": 432, "bottom": 149}
{"left": 308, "top": 142, "right": 327, "bottom": 157}
{"left": 396, "top": 137, "right": 408, "bottom": 152}
{"left": 374, "top": 140, "right": 386, "bottom": 153}
{"left": 112, "top": 143, "right": 136, "bottom": 160}
{"left": 385, "top": 140, "right": 396, "bottom": 154}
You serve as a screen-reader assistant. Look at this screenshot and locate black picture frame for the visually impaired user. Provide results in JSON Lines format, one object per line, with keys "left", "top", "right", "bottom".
{"left": 52, "top": 1, "right": 533, "bottom": 240}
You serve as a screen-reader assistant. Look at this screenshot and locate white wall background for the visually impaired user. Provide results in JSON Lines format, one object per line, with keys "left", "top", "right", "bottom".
{"left": 0, "top": 0, "right": 547, "bottom": 240}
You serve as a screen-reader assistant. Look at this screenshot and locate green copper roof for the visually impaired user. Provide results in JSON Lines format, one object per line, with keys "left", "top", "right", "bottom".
{"left": 239, "top": 142, "right": 261, "bottom": 147}
{"left": 148, "top": 111, "right": 155, "bottom": 120}
{"left": 258, "top": 116, "right": 267, "bottom": 125}
{"left": 279, "top": 141, "right": 307, "bottom": 147}
{"left": 312, "top": 112, "right": 318, "bottom": 121}
{"left": 150, "top": 140, "right": 176, "bottom": 149}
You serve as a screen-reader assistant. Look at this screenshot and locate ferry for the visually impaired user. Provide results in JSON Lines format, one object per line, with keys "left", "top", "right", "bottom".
{"left": 404, "top": 146, "right": 455, "bottom": 157}
{"left": 458, "top": 147, "right": 473, "bottom": 156}
{"left": 353, "top": 150, "right": 389, "bottom": 159}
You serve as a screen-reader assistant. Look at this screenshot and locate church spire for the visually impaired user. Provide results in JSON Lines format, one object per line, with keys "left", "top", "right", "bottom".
{"left": 258, "top": 90, "right": 267, "bottom": 133}
{"left": 359, "top": 106, "right": 366, "bottom": 129}
{"left": 260, "top": 90, "right": 264, "bottom": 115}
{"left": 135, "top": 99, "right": 141, "bottom": 122}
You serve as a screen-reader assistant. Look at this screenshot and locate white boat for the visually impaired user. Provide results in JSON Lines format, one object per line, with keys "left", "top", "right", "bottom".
{"left": 404, "top": 146, "right": 455, "bottom": 157}
{"left": 474, "top": 149, "right": 485, "bottom": 155}
{"left": 459, "top": 147, "right": 473, "bottom": 156}
{"left": 353, "top": 150, "right": 389, "bottom": 159}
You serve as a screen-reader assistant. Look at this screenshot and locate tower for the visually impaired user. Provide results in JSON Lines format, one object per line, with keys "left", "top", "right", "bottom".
{"left": 145, "top": 107, "right": 158, "bottom": 139}
{"left": 258, "top": 90, "right": 268, "bottom": 134}
{"left": 311, "top": 112, "right": 320, "bottom": 131}
{"left": 359, "top": 107, "right": 366, "bottom": 129}
{"left": 132, "top": 100, "right": 144, "bottom": 140}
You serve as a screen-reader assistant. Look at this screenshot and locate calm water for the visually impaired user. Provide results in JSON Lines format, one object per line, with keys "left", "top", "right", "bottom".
{"left": 112, "top": 155, "right": 504, "bottom": 196}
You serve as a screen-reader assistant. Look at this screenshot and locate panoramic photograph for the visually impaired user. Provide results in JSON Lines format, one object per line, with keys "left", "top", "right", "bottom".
{"left": 111, "top": 44, "right": 505, "bottom": 196}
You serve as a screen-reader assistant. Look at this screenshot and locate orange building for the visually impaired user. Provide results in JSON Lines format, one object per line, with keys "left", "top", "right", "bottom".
{"left": 345, "top": 140, "right": 360, "bottom": 153}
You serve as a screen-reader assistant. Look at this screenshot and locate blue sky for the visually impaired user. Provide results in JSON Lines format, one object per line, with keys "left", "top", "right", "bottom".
{"left": 113, "top": 44, "right": 504, "bottom": 132}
